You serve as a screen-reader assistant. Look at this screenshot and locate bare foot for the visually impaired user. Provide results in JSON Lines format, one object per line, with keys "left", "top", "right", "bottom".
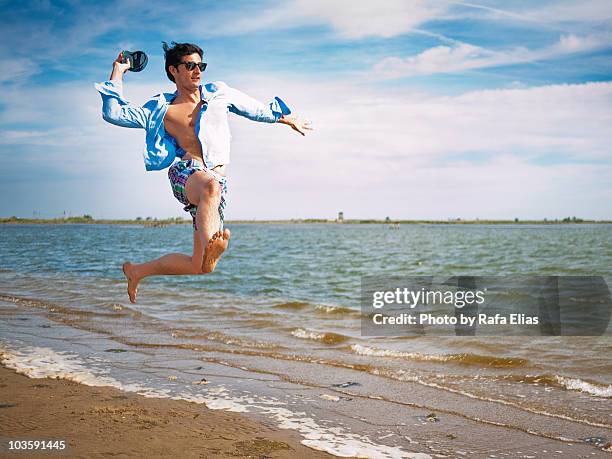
{"left": 122, "top": 262, "right": 139, "bottom": 303}
{"left": 202, "top": 228, "right": 231, "bottom": 274}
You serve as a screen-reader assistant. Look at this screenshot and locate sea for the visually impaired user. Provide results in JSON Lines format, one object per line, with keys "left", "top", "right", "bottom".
{"left": 1, "top": 223, "right": 611, "bottom": 458}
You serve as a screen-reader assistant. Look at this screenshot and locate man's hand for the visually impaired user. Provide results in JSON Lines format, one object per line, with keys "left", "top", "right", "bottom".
{"left": 109, "top": 52, "right": 131, "bottom": 81}
{"left": 279, "top": 116, "right": 313, "bottom": 136}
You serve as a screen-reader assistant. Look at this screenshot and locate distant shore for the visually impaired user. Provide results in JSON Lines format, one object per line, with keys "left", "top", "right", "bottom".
{"left": 1, "top": 216, "right": 611, "bottom": 225}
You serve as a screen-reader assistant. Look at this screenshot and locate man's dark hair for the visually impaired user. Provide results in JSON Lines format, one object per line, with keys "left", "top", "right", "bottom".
{"left": 162, "top": 41, "right": 204, "bottom": 83}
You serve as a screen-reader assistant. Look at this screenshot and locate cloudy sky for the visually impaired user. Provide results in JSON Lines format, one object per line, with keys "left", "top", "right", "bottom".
{"left": 1, "top": 0, "right": 611, "bottom": 220}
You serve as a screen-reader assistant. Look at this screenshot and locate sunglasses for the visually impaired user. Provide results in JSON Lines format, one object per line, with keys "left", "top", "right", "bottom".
{"left": 177, "top": 61, "right": 207, "bottom": 72}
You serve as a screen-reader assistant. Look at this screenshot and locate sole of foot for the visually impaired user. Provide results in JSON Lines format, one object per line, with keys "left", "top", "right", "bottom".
{"left": 203, "top": 229, "right": 231, "bottom": 274}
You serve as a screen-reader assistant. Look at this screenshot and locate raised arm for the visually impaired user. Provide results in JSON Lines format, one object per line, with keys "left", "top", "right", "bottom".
{"left": 109, "top": 53, "right": 131, "bottom": 82}
{"left": 93, "top": 53, "right": 149, "bottom": 129}
{"left": 223, "top": 83, "right": 312, "bottom": 136}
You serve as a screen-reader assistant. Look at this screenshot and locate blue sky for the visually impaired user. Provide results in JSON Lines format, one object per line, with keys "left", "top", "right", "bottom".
{"left": 0, "top": 0, "right": 611, "bottom": 220}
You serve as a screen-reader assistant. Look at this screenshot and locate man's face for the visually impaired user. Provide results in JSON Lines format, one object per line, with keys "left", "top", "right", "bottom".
{"left": 171, "top": 53, "right": 203, "bottom": 90}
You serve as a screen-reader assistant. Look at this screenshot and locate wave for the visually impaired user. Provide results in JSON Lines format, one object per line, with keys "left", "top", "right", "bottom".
{"left": 314, "top": 304, "right": 359, "bottom": 316}
{"left": 1, "top": 293, "right": 281, "bottom": 350}
{"left": 369, "top": 366, "right": 612, "bottom": 430}
{"left": 555, "top": 375, "right": 612, "bottom": 398}
{"left": 169, "top": 329, "right": 281, "bottom": 349}
{"left": 0, "top": 345, "right": 429, "bottom": 459}
{"left": 502, "top": 374, "right": 612, "bottom": 398}
{"left": 272, "top": 301, "right": 359, "bottom": 317}
{"left": 290, "top": 328, "right": 350, "bottom": 345}
{"left": 349, "top": 344, "right": 528, "bottom": 368}
{"left": 0, "top": 346, "right": 133, "bottom": 388}
{"left": 0, "top": 294, "right": 133, "bottom": 318}
{"left": 272, "top": 301, "right": 311, "bottom": 311}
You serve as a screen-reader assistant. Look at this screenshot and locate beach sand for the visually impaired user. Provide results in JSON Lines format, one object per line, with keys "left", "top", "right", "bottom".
{"left": 0, "top": 366, "right": 335, "bottom": 458}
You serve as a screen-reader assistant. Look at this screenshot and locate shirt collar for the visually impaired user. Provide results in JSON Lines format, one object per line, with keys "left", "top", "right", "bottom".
{"left": 162, "top": 86, "right": 206, "bottom": 105}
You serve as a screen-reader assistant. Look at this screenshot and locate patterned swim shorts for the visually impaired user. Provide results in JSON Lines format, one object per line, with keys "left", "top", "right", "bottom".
{"left": 167, "top": 158, "right": 228, "bottom": 230}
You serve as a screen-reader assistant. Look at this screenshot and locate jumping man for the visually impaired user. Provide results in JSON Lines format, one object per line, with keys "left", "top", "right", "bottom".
{"left": 95, "top": 42, "right": 311, "bottom": 303}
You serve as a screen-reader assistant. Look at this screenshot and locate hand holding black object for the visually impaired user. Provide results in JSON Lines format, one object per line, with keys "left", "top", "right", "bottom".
{"left": 120, "top": 50, "right": 148, "bottom": 72}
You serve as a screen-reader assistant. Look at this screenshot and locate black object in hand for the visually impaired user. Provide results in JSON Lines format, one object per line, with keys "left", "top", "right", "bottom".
{"left": 120, "top": 50, "right": 148, "bottom": 72}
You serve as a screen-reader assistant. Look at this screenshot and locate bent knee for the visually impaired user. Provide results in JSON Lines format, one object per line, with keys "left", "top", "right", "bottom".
{"left": 200, "top": 179, "right": 221, "bottom": 199}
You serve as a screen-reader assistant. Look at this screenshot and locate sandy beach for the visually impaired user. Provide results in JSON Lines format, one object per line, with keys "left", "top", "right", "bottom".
{"left": 0, "top": 366, "right": 335, "bottom": 458}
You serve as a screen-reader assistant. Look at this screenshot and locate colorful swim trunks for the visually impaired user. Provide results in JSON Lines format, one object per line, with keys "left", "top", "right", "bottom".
{"left": 167, "top": 158, "right": 227, "bottom": 230}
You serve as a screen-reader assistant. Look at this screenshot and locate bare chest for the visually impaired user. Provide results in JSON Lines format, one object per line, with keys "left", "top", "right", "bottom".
{"left": 164, "top": 102, "right": 202, "bottom": 131}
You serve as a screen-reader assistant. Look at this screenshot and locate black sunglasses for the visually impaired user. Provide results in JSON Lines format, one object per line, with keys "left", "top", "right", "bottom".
{"left": 177, "top": 61, "right": 207, "bottom": 72}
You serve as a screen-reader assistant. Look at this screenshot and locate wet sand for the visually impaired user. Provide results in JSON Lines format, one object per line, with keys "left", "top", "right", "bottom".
{"left": 0, "top": 366, "right": 335, "bottom": 458}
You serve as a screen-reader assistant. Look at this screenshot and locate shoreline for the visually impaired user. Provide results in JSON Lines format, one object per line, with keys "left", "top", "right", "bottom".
{"left": 2, "top": 218, "right": 611, "bottom": 225}
{"left": 2, "top": 285, "right": 611, "bottom": 458}
{"left": 0, "top": 365, "right": 335, "bottom": 458}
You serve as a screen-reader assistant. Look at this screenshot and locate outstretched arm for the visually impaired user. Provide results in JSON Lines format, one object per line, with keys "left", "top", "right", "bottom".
{"left": 223, "top": 83, "right": 312, "bottom": 135}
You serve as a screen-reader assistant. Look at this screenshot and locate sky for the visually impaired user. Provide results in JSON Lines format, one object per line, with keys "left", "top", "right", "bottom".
{"left": 0, "top": 0, "right": 611, "bottom": 220}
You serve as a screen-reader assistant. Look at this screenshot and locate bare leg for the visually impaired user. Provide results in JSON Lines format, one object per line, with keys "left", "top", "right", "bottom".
{"left": 187, "top": 171, "right": 223, "bottom": 252}
{"left": 186, "top": 171, "right": 230, "bottom": 273}
{"left": 121, "top": 171, "right": 230, "bottom": 303}
{"left": 122, "top": 230, "right": 206, "bottom": 303}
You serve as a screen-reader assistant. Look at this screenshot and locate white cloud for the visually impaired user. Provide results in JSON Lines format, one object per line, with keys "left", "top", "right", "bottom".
{"left": 373, "top": 43, "right": 491, "bottom": 78}
{"left": 371, "top": 33, "right": 611, "bottom": 78}
{"left": 444, "top": 0, "right": 612, "bottom": 29}
{"left": 1, "top": 74, "right": 611, "bottom": 220}
{"left": 294, "top": 0, "right": 446, "bottom": 38}
{"left": 448, "top": 1, "right": 534, "bottom": 22}
{"left": 223, "top": 76, "right": 612, "bottom": 219}
{"left": 553, "top": 33, "right": 606, "bottom": 53}
{"left": 210, "top": 0, "right": 448, "bottom": 39}
{"left": 201, "top": 0, "right": 612, "bottom": 42}
{"left": 525, "top": 0, "right": 612, "bottom": 24}
{"left": 0, "top": 58, "right": 39, "bottom": 84}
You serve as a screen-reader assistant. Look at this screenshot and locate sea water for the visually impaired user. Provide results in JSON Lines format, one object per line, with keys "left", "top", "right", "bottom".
{"left": 1, "top": 223, "right": 611, "bottom": 457}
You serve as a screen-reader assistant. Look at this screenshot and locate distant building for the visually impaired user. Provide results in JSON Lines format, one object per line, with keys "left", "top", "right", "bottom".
{"left": 337, "top": 211, "right": 344, "bottom": 222}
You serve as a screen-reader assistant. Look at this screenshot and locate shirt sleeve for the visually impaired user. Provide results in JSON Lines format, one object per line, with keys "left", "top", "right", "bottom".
{"left": 94, "top": 80, "right": 148, "bottom": 129}
{"left": 223, "top": 83, "right": 291, "bottom": 123}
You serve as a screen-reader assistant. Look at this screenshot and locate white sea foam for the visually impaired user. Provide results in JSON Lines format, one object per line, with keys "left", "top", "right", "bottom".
{"left": 0, "top": 345, "right": 173, "bottom": 399}
{"left": 350, "top": 344, "right": 448, "bottom": 362}
{"left": 315, "top": 305, "right": 340, "bottom": 313}
{"left": 314, "top": 304, "right": 356, "bottom": 315}
{"left": 292, "top": 328, "right": 326, "bottom": 341}
{"left": 381, "top": 367, "right": 612, "bottom": 430}
{"left": 353, "top": 345, "right": 612, "bottom": 399}
{"left": 555, "top": 375, "right": 612, "bottom": 398}
{"left": 0, "top": 345, "right": 431, "bottom": 459}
